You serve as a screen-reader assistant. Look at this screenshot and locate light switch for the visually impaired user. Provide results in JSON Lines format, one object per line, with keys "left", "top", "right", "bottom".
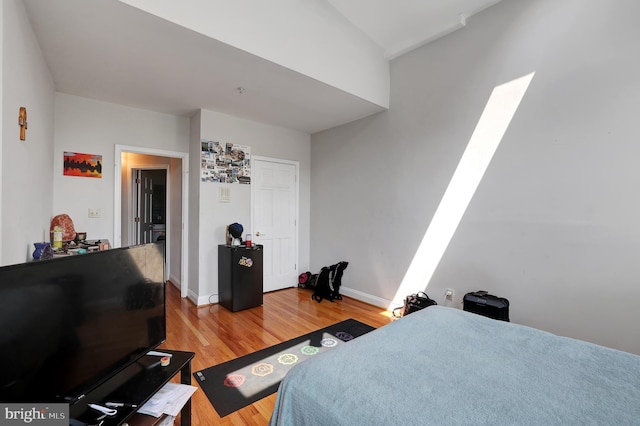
{"left": 219, "top": 187, "right": 231, "bottom": 203}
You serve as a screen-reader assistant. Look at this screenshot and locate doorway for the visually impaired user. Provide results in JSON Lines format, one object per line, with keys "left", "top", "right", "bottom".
{"left": 133, "top": 169, "right": 167, "bottom": 245}
{"left": 114, "top": 145, "right": 189, "bottom": 298}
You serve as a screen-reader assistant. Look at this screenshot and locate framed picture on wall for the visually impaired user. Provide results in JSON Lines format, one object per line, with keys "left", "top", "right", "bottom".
{"left": 63, "top": 151, "right": 103, "bottom": 178}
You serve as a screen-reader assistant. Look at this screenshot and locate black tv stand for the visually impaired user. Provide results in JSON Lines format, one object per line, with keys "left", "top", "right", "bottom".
{"left": 70, "top": 350, "right": 195, "bottom": 426}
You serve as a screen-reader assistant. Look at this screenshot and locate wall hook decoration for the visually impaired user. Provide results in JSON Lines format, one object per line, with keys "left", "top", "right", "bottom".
{"left": 18, "top": 107, "right": 28, "bottom": 141}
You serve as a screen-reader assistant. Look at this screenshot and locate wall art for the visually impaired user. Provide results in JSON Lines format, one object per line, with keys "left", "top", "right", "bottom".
{"left": 201, "top": 139, "right": 251, "bottom": 184}
{"left": 63, "top": 151, "right": 103, "bottom": 178}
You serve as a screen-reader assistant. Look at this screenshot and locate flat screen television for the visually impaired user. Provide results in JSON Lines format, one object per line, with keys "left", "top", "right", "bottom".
{"left": 0, "top": 242, "right": 166, "bottom": 403}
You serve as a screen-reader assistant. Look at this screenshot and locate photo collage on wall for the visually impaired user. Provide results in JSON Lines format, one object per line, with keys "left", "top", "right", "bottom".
{"left": 201, "top": 140, "right": 251, "bottom": 184}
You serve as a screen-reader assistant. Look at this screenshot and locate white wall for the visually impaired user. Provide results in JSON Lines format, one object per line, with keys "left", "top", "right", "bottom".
{"left": 53, "top": 93, "right": 190, "bottom": 248}
{"left": 0, "top": 3, "right": 3, "bottom": 263}
{"left": 188, "top": 111, "right": 202, "bottom": 301}
{"left": 311, "top": 0, "right": 640, "bottom": 354}
{"left": 168, "top": 157, "right": 182, "bottom": 284}
{"left": 189, "top": 109, "right": 310, "bottom": 305}
{"left": 1, "top": 0, "right": 54, "bottom": 265}
{"left": 119, "top": 0, "right": 389, "bottom": 109}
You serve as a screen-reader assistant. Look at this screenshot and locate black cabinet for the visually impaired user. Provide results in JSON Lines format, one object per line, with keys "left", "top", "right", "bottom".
{"left": 218, "top": 245, "right": 264, "bottom": 312}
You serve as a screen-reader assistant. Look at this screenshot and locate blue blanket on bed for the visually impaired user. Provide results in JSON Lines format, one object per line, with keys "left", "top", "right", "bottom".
{"left": 270, "top": 306, "right": 640, "bottom": 425}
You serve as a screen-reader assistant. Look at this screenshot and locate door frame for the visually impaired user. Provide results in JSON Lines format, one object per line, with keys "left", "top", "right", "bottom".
{"left": 251, "top": 156, "right": 300, "bottom": 291}
{"left": 114, "top": 145, "right": 189, "bottom": 298}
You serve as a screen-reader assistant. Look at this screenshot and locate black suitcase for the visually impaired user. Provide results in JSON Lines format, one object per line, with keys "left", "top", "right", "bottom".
{"left": 463, "top": 291, "right": 509, "bottom": 321}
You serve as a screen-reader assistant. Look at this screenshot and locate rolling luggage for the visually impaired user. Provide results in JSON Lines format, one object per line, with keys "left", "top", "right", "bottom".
{"left": 463, "top": 291, "right": 509, "bottom": 321}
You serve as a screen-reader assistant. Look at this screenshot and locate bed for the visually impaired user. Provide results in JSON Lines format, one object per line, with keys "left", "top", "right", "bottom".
{"left": 270, "top": 306, "right": 640, "bottom": 425}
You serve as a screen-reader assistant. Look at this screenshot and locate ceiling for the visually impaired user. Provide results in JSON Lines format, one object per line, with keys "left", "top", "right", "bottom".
{"left": 22, "top": 0, "right": 502, "bottom": 134}
{"left": 328, "top": 0, "right": 502, "bottom": 59}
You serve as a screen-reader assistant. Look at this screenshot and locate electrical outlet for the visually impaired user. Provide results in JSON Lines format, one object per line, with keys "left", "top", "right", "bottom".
{"left": 88, "top": 208, "right": 101, "bottom": 218}
{"left": 445, "top": 288, "right": 454, "bottom": 301}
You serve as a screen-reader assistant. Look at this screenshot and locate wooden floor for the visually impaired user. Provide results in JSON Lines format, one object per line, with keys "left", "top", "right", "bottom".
{"left": 158, "top": 283, "right": 394, "bottom": 425}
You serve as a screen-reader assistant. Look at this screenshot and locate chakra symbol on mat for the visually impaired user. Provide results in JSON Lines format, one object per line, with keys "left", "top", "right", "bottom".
{"left": 301, "top": 346, "right": 319, "bottom": 355}
{"left": 321, "top": 338, "right": 338, "bottom": 347}
{"left": 335, "top": 331, "right": 354, "bottom": 341}
{"left": 252, "top": 363, "right": 274, "bottom": 377}
{"left": 224, "top": 374, "right": 246, "bottom": 388}
{"left": 278, "top": 353, "right": 299, "bottom": 365}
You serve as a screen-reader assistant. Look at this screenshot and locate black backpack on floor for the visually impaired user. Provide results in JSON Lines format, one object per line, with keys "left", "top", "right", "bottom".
{"left": 312, "top": 261, "right": 348, "bottom": 303}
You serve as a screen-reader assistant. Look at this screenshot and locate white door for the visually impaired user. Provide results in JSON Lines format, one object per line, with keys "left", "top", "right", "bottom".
{"left": 252, "top": 158, "right": 298, "bottom": 292}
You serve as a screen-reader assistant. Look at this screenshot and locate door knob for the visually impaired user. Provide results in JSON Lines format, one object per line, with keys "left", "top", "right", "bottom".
{"left": 256, "top": 231, "right": 264, "bottom": 236}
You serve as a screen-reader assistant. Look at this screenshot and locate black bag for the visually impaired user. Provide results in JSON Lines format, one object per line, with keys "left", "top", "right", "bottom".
{"left": 393, "top": 292, "right": 437, "bottom": 318}
{"left": 312, "top": 261, "right": 348, "bottom": 303}
{"left": 306, "top": 273, "right": 318, "bottom": 289}
{"left": 463, "top": 290, "right": 509, "bottom": 321}
{"left": 312, "top": 267, "right": 333, "bottom": 302}
{"left": 328, "top": 261, "right": 347, "bottom": 300}
{"left": 298, "top": 271, "right": 312, "bottom": 288}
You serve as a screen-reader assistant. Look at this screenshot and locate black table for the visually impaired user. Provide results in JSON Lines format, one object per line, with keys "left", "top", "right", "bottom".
{"left": 70, "top": 350, "right": 195, "bottom": 426}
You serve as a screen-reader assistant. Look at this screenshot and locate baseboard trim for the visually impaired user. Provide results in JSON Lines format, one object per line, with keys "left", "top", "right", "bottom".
{"left": 168, "top": 274, "right": 181, "bottom": 289}
{"left": 339, "top": 286, "right": 392, "bottom": 310}
{"left": 189, "top": 291, "right": 218, "bottom": 306}
{"left": 189, "top": 287, "right": 392, "bottom": 310}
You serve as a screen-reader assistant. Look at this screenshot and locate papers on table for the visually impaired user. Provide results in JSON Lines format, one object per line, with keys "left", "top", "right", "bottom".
{"left": 136, "top": 382, "right": 198, "bottom": 418}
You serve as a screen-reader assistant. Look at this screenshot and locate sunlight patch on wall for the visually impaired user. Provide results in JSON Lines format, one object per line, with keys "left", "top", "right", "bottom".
{"left": 390, "top": 72, "right": 535, "bottom": 309}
